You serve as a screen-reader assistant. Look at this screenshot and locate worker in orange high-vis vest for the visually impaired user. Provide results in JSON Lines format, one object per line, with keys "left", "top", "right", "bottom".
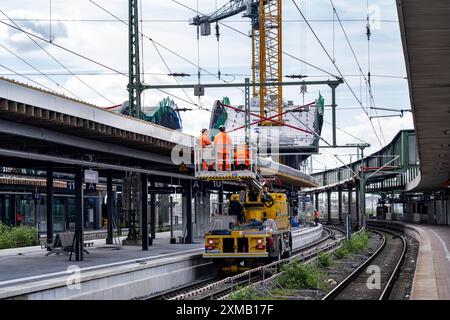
{"left": 214, "top": 125, "right": 232, "bottom": 171}
{"left": 234, "top": 144, "right": 250, "bottom": 170}
{"left": 199, "top": 128, "right": 211, "bottom": 170}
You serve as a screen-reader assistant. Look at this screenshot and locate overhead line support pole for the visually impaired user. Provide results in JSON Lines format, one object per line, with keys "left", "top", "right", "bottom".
{"left": 128, "top": 0, "right": 142, "bottom": 119}
{"left": 328, "top": 82, "right": 339, "bottom": 147}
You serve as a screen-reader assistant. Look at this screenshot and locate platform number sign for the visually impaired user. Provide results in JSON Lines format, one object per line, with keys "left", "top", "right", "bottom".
{"left": 67, "top": 181, "right": 75, "bottom": 191}
{"left": 208, "top": 181, "right": 223, "bottom": 190}
{"left": 32, "top": 193, "right": 40, "bottom": 201}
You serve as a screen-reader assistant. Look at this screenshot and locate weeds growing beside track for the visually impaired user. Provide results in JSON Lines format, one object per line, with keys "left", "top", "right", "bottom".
{"left": 318, "top": 252, "right": 334, "bottom": 267}
{"left": 228, "top": 286, "right": 260, "bottom": 300}
{"left": 227, "top": 230, "right": 372, "bottom": 300}
{"left": 278, "top": 261, "right": 326, "bottom": 290}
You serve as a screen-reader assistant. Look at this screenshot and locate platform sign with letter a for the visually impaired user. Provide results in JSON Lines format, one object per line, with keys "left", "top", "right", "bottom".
{"left": 85, "top": 183, "right": 97, "bottom": 194}
{"left": 192, "top": 180, "right": 202, "bottom": 193}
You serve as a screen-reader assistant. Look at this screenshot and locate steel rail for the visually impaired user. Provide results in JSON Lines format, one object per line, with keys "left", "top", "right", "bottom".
{"left": 322, "top": 227, "right": 406, "bottom": 300}
{"left": 166, "top": 226, "right": 345, "bottom": 300}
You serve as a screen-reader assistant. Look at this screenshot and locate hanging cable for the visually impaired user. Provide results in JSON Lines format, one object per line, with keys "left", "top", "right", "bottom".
{"left": 0, "top": 17, "right": 202, "bottom": 110}
{"left": 169, "top": 0, "right": 338, "bottom": 79}
{"left": 196, "top": 0, "right": 201, "bottom": 86}
{"left": 292, "top": 0, "right": 383, "bottom": 146}
{"left": 0, "top": 42, "right": 82, "bottom": 100}
{"left": 150, "top": 41, "right": 199, "bottom": 108}
{"left": 49, "top": 0, "right": 53, "bottom": 42}
{"left": 332, "top": 4, "right": 335, "bottom": 63}
{"left": 216, "top": 22, "right": 221, "bottom": 80}
{"left": 0, "top": 9, "right": 115, "bottom": 105}
{"left": 365, "top": 0, "right": 386, "bottom": 145}
{"left": 215, "top": 0, "right": 221, "bottom": 80}
{"left": 88, "top": 0, "right": 242, "bottom": 99}
{"left": 0, "top": 64, "right": 55, "bottom": 92}
{"left": 0, "top": 20, "right": 127, "bottom": 76}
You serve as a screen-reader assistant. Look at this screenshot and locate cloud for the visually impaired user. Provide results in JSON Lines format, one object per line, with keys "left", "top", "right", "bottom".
{"left": 0, "top": 1, "right": 413, "bottom": 166}
{"left": 2, "top": 10, "right": 68, "bottom": 52}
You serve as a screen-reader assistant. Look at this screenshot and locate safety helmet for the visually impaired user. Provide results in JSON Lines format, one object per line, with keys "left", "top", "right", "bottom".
{"left": 219, "top": 125, "right": 226, "bottom": 132}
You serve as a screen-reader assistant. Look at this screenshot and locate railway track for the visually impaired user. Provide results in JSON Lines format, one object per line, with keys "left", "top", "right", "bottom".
{"left": 154, "top": 226, "right": 346, "bottom": 300}
{"left": 322, "top": 227, "right": 407, "bottom": 300}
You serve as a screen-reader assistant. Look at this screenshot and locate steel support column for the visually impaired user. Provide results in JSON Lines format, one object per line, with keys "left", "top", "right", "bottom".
{"left": 141, "top": 173, "right": 148, "bottom": 250}
{"left": 355, "top": 183, "right": 360, "bottom": 229}
{"left": 0, "top": 195, "right": 6, "bottom": 224}
{"left": 106, "top": 171, "right": 113, "bottom": 245}
{"left": 338, "top": 188, "right": 343, "bottom": 222}
{"left": 150, "top": 177, "right": 156, "bottom": 239}
{"left": 326, "top": 190, "right": 331, "bottom": 222}
{"left": 347, "top": 187, "right": 352, "bottom": 216}
{"left": 329, "top": 83, "right": 339, "bottom": 147}
{"left": 46, "top": 167, "right": 54, "bottom": 248}
{"left": 314, "top": 192, "right": 319, "bottom": 211}
{"left": 11, "top": 194, "right": 16, "bottom": 226}
{"left": 218, "top": 184, "right": 224, "bottom": 215}
{"left": 360, "top": 177, "right": 366, "bottom": 228}
{"left": 74, "top": 166, "right": 84, "bottom": 261}
{"left": 185, "top": 180, "right": 193, "bottom": 244}
{"left": 64, "top": 198, "right": 69, "bottom": 230}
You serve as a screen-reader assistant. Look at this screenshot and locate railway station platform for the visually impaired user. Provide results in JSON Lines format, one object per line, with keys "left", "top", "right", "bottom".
{"left": 368, "top": 219, "right": 450, "bottom": 300}
{"left": 0, "top": 225, "right": 323, "bottom": 300}
{"left": 408, "top": 225, "right": 450, "bottom": 300}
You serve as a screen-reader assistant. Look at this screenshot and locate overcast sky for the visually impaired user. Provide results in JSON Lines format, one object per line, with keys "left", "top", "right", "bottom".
{"left": 0, "top": 0, "right": 414, "bottom": 172}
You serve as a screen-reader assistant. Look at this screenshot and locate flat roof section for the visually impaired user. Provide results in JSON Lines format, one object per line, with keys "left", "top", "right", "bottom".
{"left": 397, "top": 0, "right": 450, "bottom": 190}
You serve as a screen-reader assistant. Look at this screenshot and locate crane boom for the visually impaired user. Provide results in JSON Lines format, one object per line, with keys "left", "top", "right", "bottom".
{"left": 190, "top": 0, "right": 283, "bottom": 123}
{"left": 189, "top": 0, "right": 260, "bottom": 25}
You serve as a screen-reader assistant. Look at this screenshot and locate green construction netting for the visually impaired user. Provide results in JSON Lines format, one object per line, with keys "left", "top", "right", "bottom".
{"left": 143, "top": 97, "right": 182, "bottom": 130}
{"left": 209, "top": 97, "right": 230, "bottom": 136}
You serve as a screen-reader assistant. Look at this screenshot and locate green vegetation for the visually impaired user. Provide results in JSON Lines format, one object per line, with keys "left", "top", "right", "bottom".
{"left": 228, "top": 286, "right": 260, "bottom": 300}
{"left": 229, "top": 231, "right": 372, "bottom": 300}
{"left": 333, "top": 230, "right": 370, "bottom": 259}
{"left": 0, "top": 223, "right": 38, "bottom": 249}
{"left": 277, "top": 261, "right": 326, "bottom": 290}
{"left": 318, "top": 252, "right": 334, "bottom": 267}
{"left": 334, "top": 246, "right": 349, "bottom": 259}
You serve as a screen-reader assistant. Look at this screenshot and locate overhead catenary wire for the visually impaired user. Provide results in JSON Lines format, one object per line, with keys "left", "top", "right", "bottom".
{"left": 88, "top": 0, "right": 242, "bottom": 94}
{"left": 0, "top": 64, "right": 55, "bottom": 92}
{"left": 0, "top": 42, "right": 82, "bottom": 100}
{"left": 0, "top": 16, "right": 203, "bottom": 110}
{"left": 291, "top": 0, "right": 383, "bottom": 147}
{"left": 0, "top": 9, "right": 116, "bottom": 105}
{"left": 0, "top": 20, "right": 128, "bottom": 76}
{"left": 0, "top": 71, "right": 407, "bottom": 79}
{"left": 327, "top": 0, "right": 386, "bottom": 145}
{"left": 169, "top": 0, "right": 339, "bottom": 79}
{"left": 0, "top": 18, "right": 400, "bottom": 23}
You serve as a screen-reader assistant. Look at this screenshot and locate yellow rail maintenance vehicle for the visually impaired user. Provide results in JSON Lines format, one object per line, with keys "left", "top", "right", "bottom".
{"left": 194, "top": 144, "right": 292, "bottom": 273}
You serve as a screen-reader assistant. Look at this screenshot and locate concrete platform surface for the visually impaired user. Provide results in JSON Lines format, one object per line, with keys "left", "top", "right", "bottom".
{"left": 0, "top": 230, "right": 202, "bottom": 286}
{"left": 409, "top": 224, "right": 450, "bottom": 300}
{"left": 0, "top": 225, "right": 322, "bottom": 287}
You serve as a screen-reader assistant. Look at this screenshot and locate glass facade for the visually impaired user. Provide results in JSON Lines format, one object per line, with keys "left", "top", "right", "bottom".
{"left": 0, "top": 193, "right": 102, "bottom": 232}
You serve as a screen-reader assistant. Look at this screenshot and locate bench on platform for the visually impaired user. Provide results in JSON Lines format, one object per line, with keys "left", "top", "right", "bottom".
{"left": 45, "top": 231, "right": 92, "bottom": 256}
